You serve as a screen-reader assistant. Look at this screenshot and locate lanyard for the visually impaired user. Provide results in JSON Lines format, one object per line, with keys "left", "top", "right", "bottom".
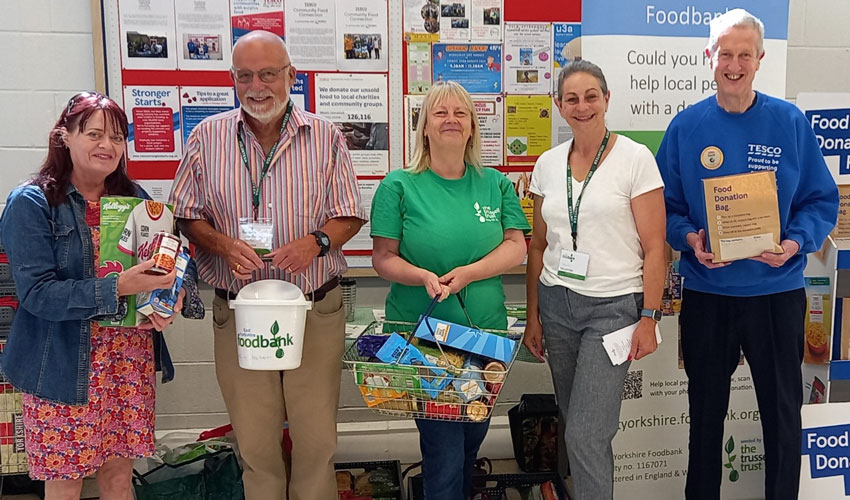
{"left": 566, "top": 129, "right": 610, "bottom": 251}
{"left": 237, "top": 100, "right": 293, "bottom": 220}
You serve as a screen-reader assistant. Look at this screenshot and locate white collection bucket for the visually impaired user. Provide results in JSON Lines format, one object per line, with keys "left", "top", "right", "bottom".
{"left": 229, "top": 279, "right": 312, "bottom": 370}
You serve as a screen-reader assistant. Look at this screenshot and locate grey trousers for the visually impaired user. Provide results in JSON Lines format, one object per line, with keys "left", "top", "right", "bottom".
{"left": 538, "top": 283, "right": 642, "bottom": 500}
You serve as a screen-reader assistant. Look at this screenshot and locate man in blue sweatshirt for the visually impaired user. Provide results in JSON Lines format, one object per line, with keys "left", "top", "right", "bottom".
{"left": 657, "top": 9, "right": 838, "bottom": 500}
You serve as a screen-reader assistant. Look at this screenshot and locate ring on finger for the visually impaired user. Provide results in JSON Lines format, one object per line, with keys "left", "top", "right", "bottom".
{"left": 236, "top": 263, "right": 242, "bottom": 272}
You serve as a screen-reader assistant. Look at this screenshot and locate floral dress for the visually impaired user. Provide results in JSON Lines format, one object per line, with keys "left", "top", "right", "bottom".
{"left": 22, "top": 200, "right": 156, "bottom": 480}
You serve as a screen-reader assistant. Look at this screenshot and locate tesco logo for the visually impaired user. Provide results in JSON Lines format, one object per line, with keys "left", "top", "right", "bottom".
{"left": 748, "top": 144, "right": 782, "bottom": 157}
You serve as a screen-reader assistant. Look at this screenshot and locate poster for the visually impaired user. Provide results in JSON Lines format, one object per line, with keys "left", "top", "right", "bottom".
{"left": 119, "top": 0, "right": 178, "bottom": 70}
{"left": 504, "top": 23, "right": 552, "bottom": 94}
{"left": 315, "top": 73, "right": 389, "bottom": 175}
{"left": 470, "top": 0, "right": 502, "bottom": 42}
{"left": 176, "top": 0, "right": 232, "bottom": 70}
{"left": 124, "top": 86, "right": 182, "bottom": 160}
{"left": 404, "top": 95, "right": 425, "bottom": 167}
{"left": 439, "top": 0, "right": 470, "bottom": 41}
{"left": 136, "top": 180, "right": 175, "bottom": 204}
{"left": 504, "top": 95, "right": 551, "bottom": 164}
{"left": 179, "top": 87, "right": 235, "bottom": 144}
{"left": 407, "top": 43, "right": 432, "bottom": 94}
{"left": 432, "top": 44, "right": 502, "bottom": 94}
{"left": 290, "top": 72, "right": 311, "bottom": 112}
{"left": 551, "top": 98, "right": 573, "bottom": 148}
{"left": 582, "top": 0, "right": 788, "bottom": 153}
{"left": 796, "top": 93, "right": 850, "bottom": 185}
{"left": 504, "top": 171, "right": 534, "bottom": 231}
{"left": 343, "top": 179, "right": 381, "bottom": 251}
{"left": 800, "top": 403, "right": 850, "bottom": 498}
{"left": 473, "top": 95, "right": 504, "bottom": 166}
{"left": 336, "top": 0, "right": 389, "bottom": 72}
{"left": 552, "top": 22, "right": 581, "bottom": 92}
{"left": 403, "top": 0, "right": 440, "bottom": 43}
{"left": 612, "top": 319, "right": 767, "bottom": 499}
{"left": 286, "top": 0, "right": 336, "bottom": 70}
{"left": 230, "top": 0, "right": 285, "bottom": 44}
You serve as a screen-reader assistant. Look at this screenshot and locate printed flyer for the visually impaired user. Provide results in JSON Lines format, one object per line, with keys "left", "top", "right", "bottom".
{"left": 176, "top": 0, "right": 232, "bottom": 70}
{"left": 439, "top": 0, "right": 470, "bottom": 41}
{"left": 432, "top": 43, "right": 502, "bottom": 93}
{"left": 118, "top": 0, "right": 178, "bottom": 70}
{"left": 403, "top": 0, "right": 440, "bottom": 42}
{"left": 315, "top": 73, "right": 389, "bottom": 175}
{"left": 504, "top": 23, "right": 552, "bottom": 94}
{"left": 124, "top": 86, "right": 182, "bottom": 160}
{"left": 230, "top": 0, "right": 285, "bottom": 44}
{"left": 407, "top": 42, "right": 432, "bottom": 94}
{"left": 336, "top": 0, "right": 388, "bottom": 72}
{"left": 179, "top": 87, "right": 235, "bottom": 144}
{"left": 343, "top": 179, "right": 381, "bottom": 251}
{"left": 473, "top": 95, "right": 504, "bottom": 166}
{"left": 404, "top": 95, "right": 425, "bottom": 166}
{"left": 552, "top": 22, "right": 581, "bottom": 92}
{"left": 504, "top": 95, "right": 552, "bottom": 164}
{"left": 286, "top": 0, "right": 336, "bottom": 70}
{"left": 290, "top": 72, "right": 311, "bottom": 111}
{"left": 470, "top": 0, "right": 502, "bottom": 42}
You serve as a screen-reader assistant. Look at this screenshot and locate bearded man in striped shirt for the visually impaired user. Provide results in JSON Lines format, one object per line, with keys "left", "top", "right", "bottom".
{"left": 169, "top": 30, "right": 366, "bottom": 500}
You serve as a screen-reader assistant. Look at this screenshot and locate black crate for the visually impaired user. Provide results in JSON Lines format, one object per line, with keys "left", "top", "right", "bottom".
{"left": 408, "top": 472, "right": 569, "bottom": 500}
{"left": 0, "top": 284, "right": 16, "bottom": 299}
{"left": 0, "top": 262, "right": 10, "bottom": 283}
{"left": 336, "top": 460, "right": 404, "bottom": 500}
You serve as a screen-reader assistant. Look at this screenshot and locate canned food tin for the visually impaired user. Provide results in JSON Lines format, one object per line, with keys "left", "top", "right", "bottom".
{"left": 148, "top": 231, "right": 181, "bottom": 275}
{"left": 483, "top": 361, "right": 507, "bottom": 383}
{"left": 466, "top": 400, "right": 489, "bottom": 421}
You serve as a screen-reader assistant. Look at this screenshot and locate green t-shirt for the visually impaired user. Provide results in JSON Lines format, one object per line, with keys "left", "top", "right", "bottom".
{"left": 370, "top": 166, "right": 530, "bottom": 330}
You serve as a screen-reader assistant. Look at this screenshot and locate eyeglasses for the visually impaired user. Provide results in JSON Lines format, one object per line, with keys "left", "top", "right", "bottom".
{"left": 65, "top": 91, "right": 107, "bottom": 115}
{"left": 231, "top": 64, "right": 291, "bottom": 84}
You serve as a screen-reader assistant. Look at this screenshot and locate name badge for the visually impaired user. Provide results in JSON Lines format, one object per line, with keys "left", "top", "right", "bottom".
{"left": 239, "top": 217, "right": 274, "bottom": 257}
{"left": 558, "top": 249, "right": 589, "bottom": 281}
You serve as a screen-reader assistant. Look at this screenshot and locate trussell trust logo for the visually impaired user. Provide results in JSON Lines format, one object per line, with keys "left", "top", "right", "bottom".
{"left": 473, "top": 202, "right": 500, "bottom": 223}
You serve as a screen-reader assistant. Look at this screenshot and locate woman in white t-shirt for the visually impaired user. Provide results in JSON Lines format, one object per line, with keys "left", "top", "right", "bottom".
{"left": 523, "top": 60, "right": 667, "bottom": 500}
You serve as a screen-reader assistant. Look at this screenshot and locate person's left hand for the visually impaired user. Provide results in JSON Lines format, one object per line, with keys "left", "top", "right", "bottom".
{"left": 439, "top": 266, "right": 475, "bottom": 295}
{"left": 749, "top": 239, "right": 799, "bottom": 268}
{"left": 138, "top": 288, "right": 186, "bottom": 331}
{"left": 628, "top": 319, "right": 658, "bottom": 361}
{"left": 268, "top": 235, "right": 320, "bottom": 275}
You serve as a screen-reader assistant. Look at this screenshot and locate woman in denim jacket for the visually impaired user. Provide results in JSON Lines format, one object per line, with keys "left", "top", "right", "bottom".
{"left": 0, "top": 92, "right": 200, "bottom": 500}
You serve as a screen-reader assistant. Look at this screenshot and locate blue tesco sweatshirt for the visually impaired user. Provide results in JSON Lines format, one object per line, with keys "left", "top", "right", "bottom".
{"left": 656, "top": 92, "right": 839, "bottom": 297}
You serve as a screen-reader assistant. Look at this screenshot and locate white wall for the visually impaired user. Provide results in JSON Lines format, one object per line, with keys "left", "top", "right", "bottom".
{"left": 1, "top": 0, "right": 848, "bottom": 432}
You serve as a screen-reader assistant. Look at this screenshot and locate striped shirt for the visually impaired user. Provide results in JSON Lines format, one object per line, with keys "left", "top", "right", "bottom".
{"left": 169, "top": 105, "right": 366, "bottom": 293}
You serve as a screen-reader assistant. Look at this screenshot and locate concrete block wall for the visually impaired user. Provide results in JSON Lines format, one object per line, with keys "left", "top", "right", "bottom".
{"left": 1, "top": 0, "right": 848, "bottom": 433}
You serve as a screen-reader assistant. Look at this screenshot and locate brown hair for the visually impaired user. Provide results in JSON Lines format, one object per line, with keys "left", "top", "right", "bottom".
{"left": 33, "top": 92, "right": 136, "bottom": 206}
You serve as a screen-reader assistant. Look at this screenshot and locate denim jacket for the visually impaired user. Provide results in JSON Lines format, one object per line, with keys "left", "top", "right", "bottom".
{"left": 0, "top": 183, "right": 192, "bottom": 405}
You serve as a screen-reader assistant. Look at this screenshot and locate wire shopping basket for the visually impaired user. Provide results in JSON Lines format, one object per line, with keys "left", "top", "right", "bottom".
{"left": 342, "top": 295, "right": 523, "bottom": 422}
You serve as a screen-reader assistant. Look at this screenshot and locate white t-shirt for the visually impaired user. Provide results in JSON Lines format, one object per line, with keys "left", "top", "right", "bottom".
{"left": 529, "top": 135, "right": 664, "bottom": 297}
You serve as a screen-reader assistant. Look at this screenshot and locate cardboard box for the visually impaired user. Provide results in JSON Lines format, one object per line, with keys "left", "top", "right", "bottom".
{"left": 137, "top": 252, "right": 189, "bottom": 321}
{"left": 832, "top": 185, "right": 850, "bottom": 240}
{"left": 99, "top": 197, "right": 174, "bottom": 326}
{"left": 414, "top": 317, "right": 517, "bottom": 364}
{"left": 804, "top": 277, "right": 831, "bottom": 365}
{"left": 702, "top": 171, "right": 782, "bottom": 262}
{"left": 374, "top": 333, "right": 450, "bottom": 399}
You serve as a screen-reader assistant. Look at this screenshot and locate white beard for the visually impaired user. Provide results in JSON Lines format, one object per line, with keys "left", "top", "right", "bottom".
{"left": 241, "top": 93, "right": 287, "bottom": 124}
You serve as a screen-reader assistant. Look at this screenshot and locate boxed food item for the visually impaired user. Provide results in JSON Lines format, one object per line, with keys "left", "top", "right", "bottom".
{"left": 414, "top": 317, "right": 516, "bottom": 364}
{"left": 702, "top": 171, "right": 782, "bottom": 262}
{"left": 137, "top": 252, "right": 189, "bottom": 321}
{"left": 374, "top": 333, "right": 451, "bottom": 399}
{"left": 99, "top": 197, "right": 174, "bottom": 326}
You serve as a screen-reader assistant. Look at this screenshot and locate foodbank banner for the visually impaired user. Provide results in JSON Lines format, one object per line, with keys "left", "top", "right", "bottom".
{"left": 581, "top": 0, "right": 789, "bottom": 153}
{"left": 801, "top": 403, "right": 850, "bottom": 497}
{"left": 612, "top": 319, "right": 766, "bottom": 499}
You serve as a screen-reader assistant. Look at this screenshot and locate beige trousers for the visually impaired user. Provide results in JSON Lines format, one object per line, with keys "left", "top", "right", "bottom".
{"left": 212, "top": 286, "right": 345, "bottom": 500}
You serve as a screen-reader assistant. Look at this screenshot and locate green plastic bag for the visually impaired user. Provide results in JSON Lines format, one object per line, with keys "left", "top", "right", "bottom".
{"left": 133, "top": 449, "right": 245, "bottom": 500}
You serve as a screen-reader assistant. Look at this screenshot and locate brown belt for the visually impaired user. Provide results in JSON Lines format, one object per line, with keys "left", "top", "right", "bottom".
{"left": 215, "top": 276, "right": 340, "bottom": 302}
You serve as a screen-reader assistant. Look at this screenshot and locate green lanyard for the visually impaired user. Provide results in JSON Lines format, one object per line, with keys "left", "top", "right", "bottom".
{"left": 237, "top": 100, "right": 293, "bottom": 220}
{"left": 566, "top": 129, "right": 610, "bottom": 251}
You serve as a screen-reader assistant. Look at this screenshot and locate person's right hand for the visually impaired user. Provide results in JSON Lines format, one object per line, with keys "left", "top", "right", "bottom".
{"left": 116, "top": 259, "right": 177, "bottom": 296}
{"left": 223, "top": 236, "right": 264, "bottom": 280}
{"left": 686, "top": 229, "right": 730, "bottom": 269}
{"left": 420, "top": 269, "right": 451, "bottom": 302}
{"left": 523, "top": 320, "right": 546, "bottom": 362}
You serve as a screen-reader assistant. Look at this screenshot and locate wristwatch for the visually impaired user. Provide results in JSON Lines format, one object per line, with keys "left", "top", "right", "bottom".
{"left": 640, "top": 308, "right": 663, "bottom": 322}
{"left": 311, "top": 230, "right": 331, "bottom": 257}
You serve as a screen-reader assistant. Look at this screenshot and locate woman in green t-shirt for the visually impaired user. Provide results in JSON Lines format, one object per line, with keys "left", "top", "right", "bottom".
{"left": 370, "top": 81, "right": 530, "bottom": 500}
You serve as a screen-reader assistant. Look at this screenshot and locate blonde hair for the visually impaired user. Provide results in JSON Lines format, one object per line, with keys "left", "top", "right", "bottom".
{"left": 408, "top": 81, "right": 483, "bottom": 174}
{"left": 706, "top": 9, "right": 765, "bottom": 59}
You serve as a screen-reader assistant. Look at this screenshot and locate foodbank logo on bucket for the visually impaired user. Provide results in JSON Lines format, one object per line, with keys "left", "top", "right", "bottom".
{"left": 238, "top": 320, "right": 294, "bottom": 358}
{"left": 802, "top": 424, "right": 850, "bottom": 495}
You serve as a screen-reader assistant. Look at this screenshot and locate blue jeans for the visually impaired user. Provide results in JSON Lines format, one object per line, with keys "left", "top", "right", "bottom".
{"left": 415, "top": 418, "right": 490, "bottom": 500}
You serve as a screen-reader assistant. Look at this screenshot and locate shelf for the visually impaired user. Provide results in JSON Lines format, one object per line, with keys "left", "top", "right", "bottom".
{"left": 343, "top": 265, "right": 527, "bottom": 278}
